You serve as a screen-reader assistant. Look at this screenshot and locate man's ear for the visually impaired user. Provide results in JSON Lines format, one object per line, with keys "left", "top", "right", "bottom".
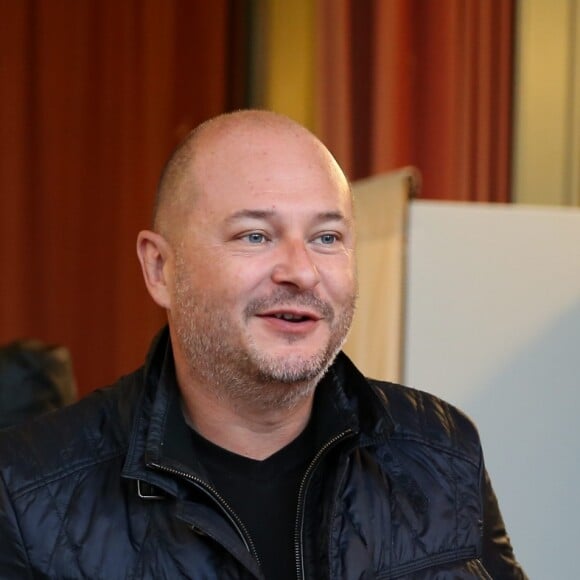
{"left": 136, "top": 230, "right": 173, "bottom": 309}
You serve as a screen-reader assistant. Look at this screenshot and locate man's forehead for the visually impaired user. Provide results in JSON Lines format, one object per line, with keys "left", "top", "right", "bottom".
{"left": 190, "top": 145, "right": 349, "bottom": 202}
{"left": 191, "top": 184, "right": 353, "bottom": 223}
{"left": 193, "top": 115, "right": 339, "bottom": 170}
{"left": 223, "top": 208, "right": 352, "bottom": 224}
{"left": 156, "top": 111, "right": 351, "bottom": 238}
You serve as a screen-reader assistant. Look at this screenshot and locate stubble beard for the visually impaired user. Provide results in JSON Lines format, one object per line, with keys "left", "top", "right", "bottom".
{"left": 172, "top": 270, "right": 355, "bottom": 412}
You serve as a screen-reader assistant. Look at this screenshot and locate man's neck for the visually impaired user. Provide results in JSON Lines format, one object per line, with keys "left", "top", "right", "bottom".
{"left": 176, "top": 367, "right": 316, "bottom": 460}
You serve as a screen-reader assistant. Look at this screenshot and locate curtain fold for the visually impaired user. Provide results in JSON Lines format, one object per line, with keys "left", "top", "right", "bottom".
{"left": 314, "top": 0, "right": 353, "bottom": 176}
{"left": 315, "top": 0, "right": 515, "bottom": 201}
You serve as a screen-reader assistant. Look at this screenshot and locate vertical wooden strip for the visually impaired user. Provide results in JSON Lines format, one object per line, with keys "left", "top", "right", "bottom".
{"left": 264, "top": 0, "right": 315, "bottom": 129}
{"left": 349, "top": 0, "right": 373, "bottom": 179}
{"left": 371, "top": 0, "right": 414, "bottom": 173}
{"left": 566, "top": 0, "right": 580, "bottom": 206}
{"left": 314, "top": 0, "right": 353, "bottom": 177}
{"left": 245, "top": 0, "right": 270, "bottom": 109}
{"left": 0, "top": 0, "right": 35, "bottom": 335}
{"left": 226, "top": 0, "right": 250, "bottom": 110}
{"left": 414, "top": 2, "right": 457, "bottom": 200}
{"left": 459, "top": 0, "right": 474, "bottom": 202}
{"left": 494, "top": 0, "right": 515, "bottom": 203}
{"left": 474, "top": 1, "right": 492, "bottom": 202}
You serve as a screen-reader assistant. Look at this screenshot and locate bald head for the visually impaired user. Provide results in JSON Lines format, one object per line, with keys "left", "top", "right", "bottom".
{"left": 153, "top": 110, "right": 349, "bottom": 242}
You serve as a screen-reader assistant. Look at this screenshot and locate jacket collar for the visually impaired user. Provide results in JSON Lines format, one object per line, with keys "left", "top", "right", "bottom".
{"left": 122, "top": 327, "right": 396, "bottom": 493}
{"left": 121, "top": 327, "right": 185, "bottom": 495}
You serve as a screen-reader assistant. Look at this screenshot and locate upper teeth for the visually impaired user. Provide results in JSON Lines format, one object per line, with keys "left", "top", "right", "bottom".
{"left": 274, "top": 313, "right": 302, "bottom": 320}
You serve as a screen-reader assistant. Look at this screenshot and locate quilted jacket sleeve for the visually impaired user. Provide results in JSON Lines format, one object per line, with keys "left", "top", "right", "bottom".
{"left": 0, "top": 472, "right": 33, "bottom": 579}
{"left": 481, "top": 469, "right": 528, "bottom": 579}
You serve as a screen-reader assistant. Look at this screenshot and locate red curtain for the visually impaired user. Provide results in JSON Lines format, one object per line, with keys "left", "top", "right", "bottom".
{"left": 0, "top": 0, "right": 247, "bottom": 396}
{"left": 315, "top": 0, "right": 515, "bottom": 202}
{"left": 0, "top": 0, "right": 515, "bottom": 397}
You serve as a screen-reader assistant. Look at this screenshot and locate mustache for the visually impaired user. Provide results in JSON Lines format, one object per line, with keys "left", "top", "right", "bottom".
{"left": 244, "top": 289, "right": 334, "bottom": 321}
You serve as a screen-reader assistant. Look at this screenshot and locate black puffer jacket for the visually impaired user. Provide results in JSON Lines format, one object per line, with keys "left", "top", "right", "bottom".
{"left": 0, "top": 330, "right": 526, "bottom": 579}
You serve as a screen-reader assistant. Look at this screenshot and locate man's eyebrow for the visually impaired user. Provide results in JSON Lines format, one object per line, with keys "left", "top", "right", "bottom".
{"left": 225, "top": 209, "right": 348, "bottom": 223}
{"left": 314, "top": 211, "right": 348, "bottom": 222}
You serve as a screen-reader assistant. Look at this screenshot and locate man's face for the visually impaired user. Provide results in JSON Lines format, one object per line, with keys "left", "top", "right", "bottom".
{"left": 168, "top": 128, "right": 356, "bottom": 408}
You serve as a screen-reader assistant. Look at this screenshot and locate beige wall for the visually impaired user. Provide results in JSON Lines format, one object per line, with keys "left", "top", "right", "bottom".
{"left": 513, "top": 0, "right": 580, "bottom": 206}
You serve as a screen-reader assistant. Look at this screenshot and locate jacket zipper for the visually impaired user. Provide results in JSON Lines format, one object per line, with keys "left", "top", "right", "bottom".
{"left": 148, "top": 461, "right": 262, "bottom": 572}
{"left": 294, "top": 428, "right": 354, "bottom": 580}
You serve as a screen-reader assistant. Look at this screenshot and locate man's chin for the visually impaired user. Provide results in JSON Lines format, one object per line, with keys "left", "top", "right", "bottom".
{"left": 250, "top": 350, "right": 334, "bottom": 385}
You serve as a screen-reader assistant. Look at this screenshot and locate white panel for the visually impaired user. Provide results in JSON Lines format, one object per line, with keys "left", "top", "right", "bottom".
{"left": 404, "top": 200, "right": 580, "bottom": 579}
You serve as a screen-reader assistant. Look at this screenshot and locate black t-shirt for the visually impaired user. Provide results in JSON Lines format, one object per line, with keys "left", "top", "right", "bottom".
{"left": 159, "top": 341, "right": 346, "bottom": 579}
{"left": 190, "top": 420, "right": 315, "bottom": 580}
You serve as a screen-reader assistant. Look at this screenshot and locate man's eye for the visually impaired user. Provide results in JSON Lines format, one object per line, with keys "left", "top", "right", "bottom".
{"left": 245, "top": 232, "right": 267, "bottom": 244}
{"left": 316, "top": 233, "right": 338, "bottom": 245}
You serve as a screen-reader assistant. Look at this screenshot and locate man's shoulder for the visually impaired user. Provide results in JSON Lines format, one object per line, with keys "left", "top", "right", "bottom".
{"left": 0, "top": 367, "right": 145, "bottom": 496}
{"left": 368, "top": 378, "right": 482, "bottom": 466}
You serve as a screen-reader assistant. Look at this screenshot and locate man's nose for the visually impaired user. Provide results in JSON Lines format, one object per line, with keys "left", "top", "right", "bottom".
{"left": 271, "top": 239, "right": 321, "bottom": 290}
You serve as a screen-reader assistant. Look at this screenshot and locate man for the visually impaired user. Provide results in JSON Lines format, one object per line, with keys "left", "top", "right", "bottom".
{"left": 0, "top": 110, "right": 526, "bottom": 578}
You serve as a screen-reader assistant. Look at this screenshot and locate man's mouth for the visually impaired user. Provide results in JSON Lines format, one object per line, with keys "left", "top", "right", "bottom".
{"left": 257, "top": 309, "right": 322, "bottom": 324}
{"left": 245, "top": 292, "right": 333, "bottom": 325}
{"left": 272, "top": 313, "right": 312, "bottom": 322}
